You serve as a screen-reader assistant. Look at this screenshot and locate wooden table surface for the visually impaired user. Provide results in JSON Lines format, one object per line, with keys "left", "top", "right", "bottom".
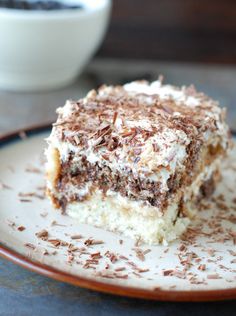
{"left": 0, "top": 58, "right": 236, "bottom": 315}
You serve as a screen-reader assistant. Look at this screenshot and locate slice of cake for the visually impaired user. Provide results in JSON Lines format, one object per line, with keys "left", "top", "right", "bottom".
{"left": 45, "top": 80, "right": 231, "bottom": 244}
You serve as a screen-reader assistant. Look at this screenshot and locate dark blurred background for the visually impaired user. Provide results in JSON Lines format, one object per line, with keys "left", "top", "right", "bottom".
{"left": 97, "top": 0, "right": 236, "bottom": 64}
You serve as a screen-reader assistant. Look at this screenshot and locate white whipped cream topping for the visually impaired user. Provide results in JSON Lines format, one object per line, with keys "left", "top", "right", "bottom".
{"left": 124, "top": 81, "right": 200, "bottom": 106}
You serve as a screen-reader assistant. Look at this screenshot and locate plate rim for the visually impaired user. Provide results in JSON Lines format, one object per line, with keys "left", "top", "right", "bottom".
{"left": 0, "top": 123, "right": 236, "bottom": 302}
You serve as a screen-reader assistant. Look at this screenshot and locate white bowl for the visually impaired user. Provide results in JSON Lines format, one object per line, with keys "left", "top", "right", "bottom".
{"left": 0, "top": 0, "right": 111, "bottom": 91}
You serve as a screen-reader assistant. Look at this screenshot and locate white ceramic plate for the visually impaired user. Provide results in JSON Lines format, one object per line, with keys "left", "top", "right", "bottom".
{"left": 0, "top": 126, "right": 236, "bottom": 301}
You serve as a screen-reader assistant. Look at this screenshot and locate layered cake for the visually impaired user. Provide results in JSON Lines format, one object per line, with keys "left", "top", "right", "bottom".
{"left": 45, "top": 80, "right": 230, "bottom": 244}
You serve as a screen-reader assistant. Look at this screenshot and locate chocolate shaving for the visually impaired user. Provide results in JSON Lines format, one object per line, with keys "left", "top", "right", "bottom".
{"left": 48, "top": 239, "right": 68, "bottom": 248}
{"left": 152, "top": 143, "right": 159, "bottom": 152}
{"left": 40, "top": 211, "right": 48, "bottom": 218}
{"left": 25, "top": 166, "right": 42, "bottom": 174}
{"left": 24, "top": 243, "right": 36, "bottom": 250}
{"left": 17, "top": 226, "right": 26, "bottom": 232}
{"left": 163, "top": 269, "right": 174, "bottom": 276}
{"left": 115, "top": 267, "right": 126, "bottom": 272}
{"left": 51, "top": 220, "right": 66, "bottom": 227}
{"left": 198, "top": 264, "right": 206, "bottom": 271}
{"left": 228, "top": 250, "right": 236, "bottom": 256}
{"left": 90, "top": 252, "right": 102, "bottom": 260}
{"left": 207, "top": 273, "right": 222, "bottom": 279}
{"left": 95, "top": 271, "right": 128, "bottom": 280}
{"left": 71, "top": 234, "right": 83, "bottom": 240}
{"left": 132, "top": 248, "right": 150, "bottom": 262}
{"left": 105, "top": 251, "right": 118, "bottom": 263}
{"left": 18, "top": 192, "right": 45, "bottom": 200}
{"left": 19, "top": 199, "right": 32, "bottom": 203}
{"left": 36, "top": 229, "right": 49, "bottom": 241}
{"left": 84, "top": 239, "right": 104, "bottom": 246}
{"left": 0, "top": 181, "right": 12, "bottom": 190}
{"left": 112, "top": 111, "right": 118, "bottom": 125}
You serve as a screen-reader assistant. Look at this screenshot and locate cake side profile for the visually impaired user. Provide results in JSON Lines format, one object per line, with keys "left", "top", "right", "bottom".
{"left": 45, "top": 80, "right": 231, "bottom": 244}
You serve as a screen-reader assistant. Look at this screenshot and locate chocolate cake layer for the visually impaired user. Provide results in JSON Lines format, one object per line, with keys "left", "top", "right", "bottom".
{"left": 54, "top": 140, "right": 223, "bottom": 211}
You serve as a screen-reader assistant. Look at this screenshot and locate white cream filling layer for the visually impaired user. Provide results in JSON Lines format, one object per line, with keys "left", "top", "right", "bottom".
{"left": 66, "top": 189, "right": 189, "bottom": 245}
